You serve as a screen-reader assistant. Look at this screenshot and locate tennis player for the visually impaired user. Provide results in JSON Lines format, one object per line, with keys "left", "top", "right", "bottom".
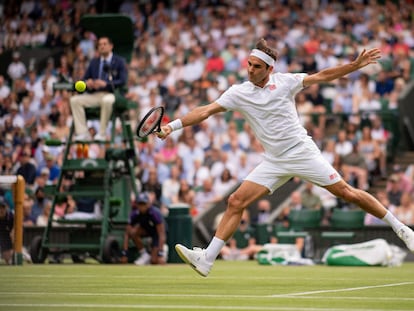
{"left": 159, "top": 38, "right": 414, "bottom": 277}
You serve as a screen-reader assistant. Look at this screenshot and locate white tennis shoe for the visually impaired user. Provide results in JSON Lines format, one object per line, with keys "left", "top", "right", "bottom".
{"left": 397, "top": 225, "right": 414, "bottom": 254}
{"left": 175, "top": 244, "right": 213, "bottom": 277}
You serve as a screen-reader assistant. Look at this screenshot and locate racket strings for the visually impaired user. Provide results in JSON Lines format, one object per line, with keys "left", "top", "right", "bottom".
{"left": 137, "top": 108, "right": 163, "bottom": 137}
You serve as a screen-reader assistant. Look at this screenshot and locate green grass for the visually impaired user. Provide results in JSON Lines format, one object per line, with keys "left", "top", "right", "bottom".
{"left": 1, "top": 261, "right": 414, "bottom": 311}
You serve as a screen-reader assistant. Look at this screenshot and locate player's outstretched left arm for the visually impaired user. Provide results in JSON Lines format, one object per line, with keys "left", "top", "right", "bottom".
{"left": 304, "top": 48, "right": 381, "bottom": 87}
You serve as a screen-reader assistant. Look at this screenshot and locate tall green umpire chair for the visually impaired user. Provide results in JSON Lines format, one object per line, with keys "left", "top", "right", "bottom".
{"left": 30, "top": 14, "right": 139, "bottom": 264}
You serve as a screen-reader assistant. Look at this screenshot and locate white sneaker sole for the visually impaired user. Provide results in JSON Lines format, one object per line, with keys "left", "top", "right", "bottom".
{"left": 175, "top": 244, "right": 209, "bottom": 277}
{"left": 398, "top": 226, "right": 414, "bottom": 254}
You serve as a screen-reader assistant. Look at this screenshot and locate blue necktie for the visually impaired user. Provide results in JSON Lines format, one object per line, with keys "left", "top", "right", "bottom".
{"left": 99, "top": 60, "right": 107, "bottom": 79}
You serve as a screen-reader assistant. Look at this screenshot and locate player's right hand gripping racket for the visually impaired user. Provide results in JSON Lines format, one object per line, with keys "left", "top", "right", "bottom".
{"left": 136, "top": 106, "right": 165, "bottom": 138}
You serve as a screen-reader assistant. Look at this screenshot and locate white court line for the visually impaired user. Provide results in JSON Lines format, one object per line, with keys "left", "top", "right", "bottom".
{"left": 270, "top": 281, "right": 414, "bottom": 297}
{"left": 1, "top": 290, "right": 414, "bottom": 301}
{"left": 0, "top": 304, "right": 409, "bottom": 311}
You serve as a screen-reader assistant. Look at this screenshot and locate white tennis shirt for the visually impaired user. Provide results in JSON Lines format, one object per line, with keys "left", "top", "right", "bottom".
{"left": 216, "top": 72, "right": 309, "bottom": 158}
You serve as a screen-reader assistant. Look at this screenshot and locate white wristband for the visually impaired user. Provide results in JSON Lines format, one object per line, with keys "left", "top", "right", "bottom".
{"left": 167, "top": 119, "right": 183, "bottom": 131}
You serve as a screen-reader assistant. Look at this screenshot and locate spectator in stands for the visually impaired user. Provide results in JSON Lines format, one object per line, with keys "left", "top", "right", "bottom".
{"left": 220, "top": 210, "right": 262, "bottom": 261}
{"left": 234, "top": 152, "right": 253, "bottom": 182}
{"left": 48, "top": 103, "right": 60, "bottom": 125}
{"left": 0, "top": 198, "right": 13, "bottom": 265}
{"left": 0, "top": 154, "right": 14, "bottom": 176}
{"left": 352, "top": 73, "right": 381, "bottom": 124}
{"left": 395, "top": 192, "right": 414, "bottom": 225}
{"left": 370, "top": 115, "right": 389, "bottom": 177}
{"left": 304, "top": 83, "right": 326, "bottom": 130}
{"left": 20, "top": 96, "right": 36, "bottom": 129}
{"left": 193, "top": 177, "right": 220, "bottom": 215}
{"left": 16, "top": 151, "right": 37, "bottom": 186}
{"left": 254, "top": 199, "right": 272, "bottom": 225}
{"left": 345, "top": 122, "right": 360, "bottom": 145}
{"left": 295, "top": 92, "right": 314, "bottom": 127}
{"left": 26, "top": 70, "right": 44, "bottom": 101}
{"left": 276, "top": 191, "right": 304, "bottom": 229}
{"left": 389, "top": 165, "right": 413, "bottom": 194}
{"left": 70, "top": 36, "right": 127, "bottom": 141}
{"left": 375, "top": 70, "right": 394, "bottom": 97}
{"left": 340, "top": 143, "right": 369, "bottom": 190}
{"left": 178, "top": 135, "right": 205, "bottom": 184}
{"left": 141, "top": 166, "right": 163, "bottom": 209}
{"left": 161, "top": 164, "right": 181, "bottom": 207}
{"left": 387, "top": 174, "right": 403, "bottom": 207}
{"left": 53, "top": 114, "right": 70, "bottom": 141}
{"left": 36, "top": 199, "right": 56, "bottom": 226}
{"left": 321, "top": 139, "right": 339, "bottom": 169}
{"left": 7, "top": 51, "right": 27, "bottom": 82}
{"left": 36, "top": 152, "right": 60, "bottom": 185}
{"left": 0, "top": 75, "right": 11, "bottom": 101}
{"left": 23, "top": 192, "right": 36, "bottom": 226}
{"left": 31, "top": 184, "right": 47, "bottom": 220}
{"left": 333, "top": 76, "right": 354, "bottom": 117}
{"left": 156, "top": 136, "right": 178, "bottom": 167}
{"left": 173, "top": 178, "right": 196, "bottom": 215}
{"left": 123, "top": 192, "right": 167, "bottom": 265}
{"left": 388, "top": 77, "right": 405, "bottom": 110}
{"left": 205, "top": 49, "right": 224, "bottom": 73}
{"left": 5, "top": 102, "right": 24, "bottom": 129}
{"left": 36, "top": 113, "right": 54, "bottom": 139}
{"left": 212, "top": 168, "right": 238, "bottom": 200}
{"left": 301, "top": 182, "right": 322, "bottom": 210}
{"left": 194, "top": 121, "right": 213, "bottom": 151}
{"left": 365, "top": 190, "right": 396, "bottom": 226}
{"left": 358, "top": 126, "right": 383, "bottom": 176}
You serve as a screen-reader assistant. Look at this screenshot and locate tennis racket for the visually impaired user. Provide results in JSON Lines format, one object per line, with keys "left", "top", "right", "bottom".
{"left": 136, "top": 106, "right": 165, "bottom": 138}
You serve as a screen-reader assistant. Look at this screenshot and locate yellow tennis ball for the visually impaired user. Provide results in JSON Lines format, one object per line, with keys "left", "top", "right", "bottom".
{"left": 75, "top": 80, "right": 86, "bottom": 93}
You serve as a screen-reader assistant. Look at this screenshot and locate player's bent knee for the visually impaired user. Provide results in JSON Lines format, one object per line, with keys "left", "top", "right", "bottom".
{"left": 227, "top": 193, "right": 247, "bottom": 213}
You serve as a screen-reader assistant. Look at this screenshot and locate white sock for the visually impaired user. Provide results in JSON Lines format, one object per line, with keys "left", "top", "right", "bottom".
{"left": 382, "top": 211, "right": 405, "bottom": 232}
{"left": 205, "top": 237, "right": 225, "bottom": 262}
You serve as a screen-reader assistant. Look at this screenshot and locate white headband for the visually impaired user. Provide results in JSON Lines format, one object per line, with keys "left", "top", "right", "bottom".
{"left": 250, "top": 49, "right": 275, "bottom": 67}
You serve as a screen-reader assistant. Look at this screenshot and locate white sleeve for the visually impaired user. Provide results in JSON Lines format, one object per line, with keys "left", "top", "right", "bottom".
{"left": 279, "top": 72, "right": 308, "bottom": 96}
{"left": 215, "top": 85, "right": 237, "bottom": 111}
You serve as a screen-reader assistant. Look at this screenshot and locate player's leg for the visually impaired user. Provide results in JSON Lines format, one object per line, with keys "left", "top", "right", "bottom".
{"left": 175, "top": 181, "right": 268, "bottom": 276}
{"left": 324, "top": 180, "right": 386, "bottom": 218}
{"left": 325, "top": 180, "right": 414, "bottom": 253}
{"left": 285, "top": 141, "right": 414, "bottom": 254}
{"left": 215, "top": 181, "right": 268, "bottom": 241}
{"left": 175, "top": 160, "right": 290, "bottom": 276}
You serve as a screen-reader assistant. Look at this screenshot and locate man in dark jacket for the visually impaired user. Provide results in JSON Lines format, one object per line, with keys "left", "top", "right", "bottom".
{"left": 70, "top": 36, "right": 127, "bottom": 141}
{"left": 0, "top": 198, "right": 14, "bottom": 264}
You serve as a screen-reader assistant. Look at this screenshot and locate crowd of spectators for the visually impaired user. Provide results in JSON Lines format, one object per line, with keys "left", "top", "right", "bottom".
{"left": 0, "top": 0, "right": 414, "bottom": 233}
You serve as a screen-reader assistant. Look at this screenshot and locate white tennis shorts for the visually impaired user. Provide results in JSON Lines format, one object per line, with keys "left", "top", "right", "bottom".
{"left": 245, "top": 139, "right": 342, "bottom": 194}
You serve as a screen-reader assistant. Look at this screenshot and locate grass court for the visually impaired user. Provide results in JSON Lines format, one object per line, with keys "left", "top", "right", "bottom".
{"left": 1, "top": 260, "right": 414, "bottom": 311}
